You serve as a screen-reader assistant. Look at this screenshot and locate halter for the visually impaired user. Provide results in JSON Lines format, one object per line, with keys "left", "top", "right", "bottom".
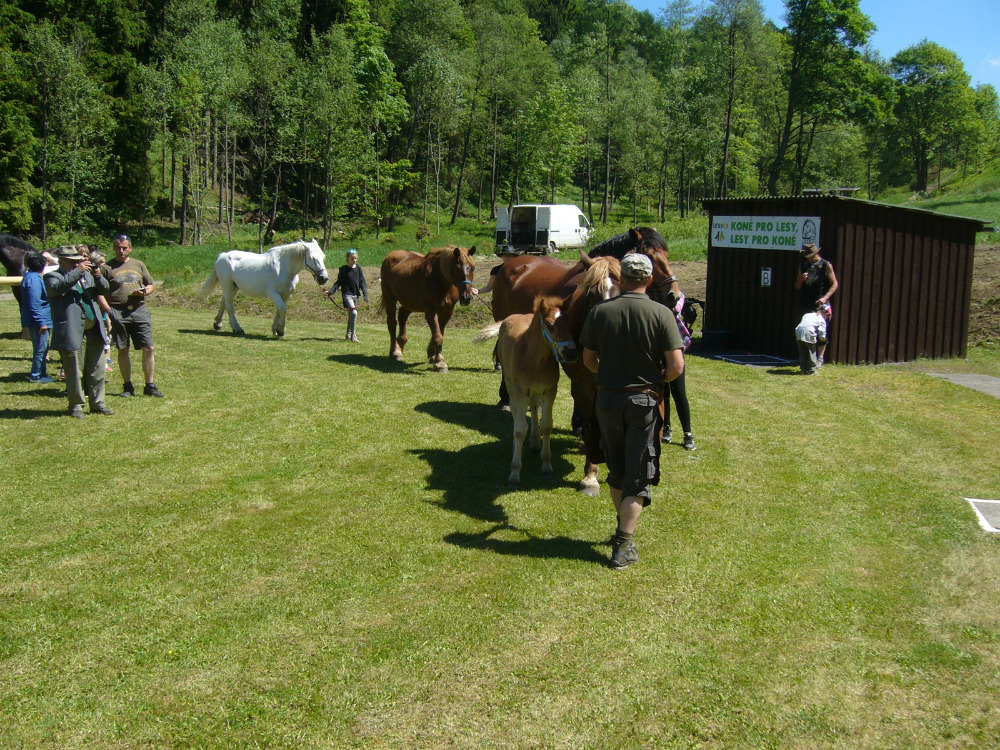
{"left": 541, "top": 324, "right": 577, "bottom": 364}
{"left": 649, "top": 274, "right": 679, "bottom": 293}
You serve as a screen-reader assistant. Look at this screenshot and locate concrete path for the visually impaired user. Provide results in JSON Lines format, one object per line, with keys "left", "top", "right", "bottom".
{"left": 924, "top": 372, "right": 1000, "bottom": 399}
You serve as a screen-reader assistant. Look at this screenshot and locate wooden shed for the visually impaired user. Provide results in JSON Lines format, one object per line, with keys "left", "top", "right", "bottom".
{"left": 699, "top": 196, "right": 992, "bottom": 365}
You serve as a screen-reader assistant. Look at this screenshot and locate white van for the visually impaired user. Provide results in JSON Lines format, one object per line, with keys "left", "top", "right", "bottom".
{"left": 495, "top": 204, "right": 593, "bottom": 255}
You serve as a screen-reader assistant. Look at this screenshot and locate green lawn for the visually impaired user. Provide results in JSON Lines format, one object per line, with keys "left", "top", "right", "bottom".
{"left": 2, "top": 302, "right": 999, "bottom": 748}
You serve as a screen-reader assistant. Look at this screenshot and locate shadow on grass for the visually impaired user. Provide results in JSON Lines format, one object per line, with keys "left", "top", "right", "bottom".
{"left": 0, "top": 407, "right": 61, "bottom": 419}
{"left": 410, "top": 399, "right": 599, "bottom": 563}
{"left": 177, "top": 328, "right": 273, "bottom": 341}
{"left": 326, "top": 353, "right": 496, "bottom": 375}
{"left": 444, "top": 522, "right": 608, "bottom": 565}
{"left": 767, "top": 368, "right": 804, "bottom": 376}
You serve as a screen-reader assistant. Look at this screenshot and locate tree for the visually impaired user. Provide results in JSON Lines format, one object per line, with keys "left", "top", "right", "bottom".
{"left": 766, "top": 0, "right": 874, "bottom": 195}
{"left": 889, "top": 40, "right": 977, "bottom": 192}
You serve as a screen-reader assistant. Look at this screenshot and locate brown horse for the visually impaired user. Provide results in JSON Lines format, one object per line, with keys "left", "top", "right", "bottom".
{"left": 379, "top": 244, "right": 476, "bottom": 372}
{"left": 487, "top": 255, "right": 621, "bottom": 494}
{"left": 475, "top": 295, "right": 579, "bottom": 485}
{"left": 588, "top": 227, "right": 680, "bottom": 305}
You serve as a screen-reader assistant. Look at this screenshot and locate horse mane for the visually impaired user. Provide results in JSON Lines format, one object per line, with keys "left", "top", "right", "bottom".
{"left": 0, "top": 234, "right": 37, "bottom": 253}
{"left": 580, "top": 256, "right": 620, "bottom": 294}
{"left": 588, "top": 231, "right": 637, "bottom": 260}
{"left": 432, "top": 246, "right": 456, "bottom": 285}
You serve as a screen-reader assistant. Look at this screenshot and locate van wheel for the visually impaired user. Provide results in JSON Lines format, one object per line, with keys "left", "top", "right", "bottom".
{"left": 545, "top": 241, "right": 557, "bottom": 255}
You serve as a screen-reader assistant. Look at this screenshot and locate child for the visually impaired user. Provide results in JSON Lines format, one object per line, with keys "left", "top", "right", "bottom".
{"left": 326, "top": 248, "right": 368, "bottom": 342}
{"left": 21, "top": 251, "right": 54, "bottom": 383}
{"left": 795, "top": 303, "right": 832, "bottom": 374}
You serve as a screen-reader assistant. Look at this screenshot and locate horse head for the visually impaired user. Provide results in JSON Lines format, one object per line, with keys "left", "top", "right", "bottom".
{"left": 536, "top": 295, "right": 579, "bottom": 364}
{"left": 439, "top": 245, "right": 476, "bottom": 306}
{"left": 579, "top": 256, "right": 621, "bottom": 304}
{"left": 629, "top": 227, "right": 680, "bottom": 305}
{"left": 303, "top": 239, "right": 329, "bottom": 285}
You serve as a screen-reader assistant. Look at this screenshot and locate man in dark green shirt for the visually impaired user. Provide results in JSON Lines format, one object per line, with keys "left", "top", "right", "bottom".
{"left": 580, "top": 252, "right": 685, "bottom": 569}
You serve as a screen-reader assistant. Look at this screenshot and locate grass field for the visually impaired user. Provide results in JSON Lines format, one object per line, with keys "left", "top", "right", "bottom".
{"left": 2, "top": 299, "right": 999, "bottom": 748}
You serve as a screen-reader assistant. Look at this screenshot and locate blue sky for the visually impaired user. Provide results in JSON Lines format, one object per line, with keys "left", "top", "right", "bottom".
{"left": 628, "top": 0, "right": 1000, "bottom": 91}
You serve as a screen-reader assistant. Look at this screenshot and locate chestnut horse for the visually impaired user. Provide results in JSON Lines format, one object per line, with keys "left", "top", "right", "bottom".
{"left": 379, "top": 245, "right": 476, "bottom": 372}
{"left": 487, "top": 227, "right": 679, "bottom": 495}
{"left": 488, "top": 255, "right": 621, "bottom": 494}
{"left": 475, "top": 295, "right": 579, "bottom": 485}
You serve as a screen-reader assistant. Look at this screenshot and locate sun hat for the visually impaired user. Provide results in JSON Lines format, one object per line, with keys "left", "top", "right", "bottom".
{"left": 621, "top": 252, "right": 653, "bottom": 280}
{"left": 54, "top": 245, "right": 85, "bottom": 261}
{"left": 800, "top": 242, "right": 820, "bottom": 255}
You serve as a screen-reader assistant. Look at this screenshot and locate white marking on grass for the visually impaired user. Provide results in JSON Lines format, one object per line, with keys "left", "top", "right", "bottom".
{"left": 966, "top": 498, "right": 1000, "bottom": 533}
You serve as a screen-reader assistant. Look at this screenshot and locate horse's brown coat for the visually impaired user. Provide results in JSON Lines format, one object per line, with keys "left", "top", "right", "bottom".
{"left": 379, "top": 245, "right": 476, "bottom": 372}
{"left": 477, "top": 295, "right": 576, "bottom": 484}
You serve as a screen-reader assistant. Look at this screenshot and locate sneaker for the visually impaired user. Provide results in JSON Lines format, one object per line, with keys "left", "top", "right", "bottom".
{"left": 91, "top": 404, "right": 115, "bottom": 416}
{"left": 610, "top": 541, "right": 639, "bottom": 569}
{"left": 69, "top": 406, "right": 87, "bottom": 419}
{"left": 143, "top": 384, "right": 165, "bottom": 398}
{"left": 30, "top": 375, "right": 56, "bottom": 384}
{"left": 683, "top": 433, "right": 697, "bottom": 451}
{"left": 662, "top": 427, "right": 672, "bottom": 444}
{"left": 118, "top": 383, "right": 135, "bottom": 398}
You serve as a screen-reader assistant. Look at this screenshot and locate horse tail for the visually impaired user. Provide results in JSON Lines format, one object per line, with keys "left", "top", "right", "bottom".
{"left": 199, "top": 268, "right": 219, "bottom": 298}
{"left": 473, "top": 321, "right": 503, "bottom": 344}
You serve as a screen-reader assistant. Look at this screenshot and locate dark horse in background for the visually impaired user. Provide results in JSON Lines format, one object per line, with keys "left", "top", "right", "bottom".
{"left": 487, "top": 227, "right": 680, "bottom": 495}
{"left": 379, "top": 244, "right": 477, "bottom": 373}
{"left": 0, "top": 234, "right": 41, "bottom": 310}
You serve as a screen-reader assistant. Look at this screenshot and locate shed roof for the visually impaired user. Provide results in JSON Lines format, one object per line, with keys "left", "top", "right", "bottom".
{"left": 701, "top": 195, "right": 993, "bottom": 233}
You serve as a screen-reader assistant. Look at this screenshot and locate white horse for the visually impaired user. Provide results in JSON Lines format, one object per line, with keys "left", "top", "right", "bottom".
{"left": 200, "top": 239, "right": 329, "bottom": 337}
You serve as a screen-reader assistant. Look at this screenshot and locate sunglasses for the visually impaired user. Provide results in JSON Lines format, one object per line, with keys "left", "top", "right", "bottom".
{"left": 114, "top": 234, "right": 130, "bottom": 242}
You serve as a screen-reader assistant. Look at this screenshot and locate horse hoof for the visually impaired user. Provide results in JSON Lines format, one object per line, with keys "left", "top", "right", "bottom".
{"left": 507, "top": 475, "right": 520, "bottom": 486}
{"left": 434, "top": 363, "right": 448, "bottom": 373}
{"left": 578, "top": 481, "right": 600, "bottom": 497}
{"left": 213, "top": 323, "right": 222, "bottom": 331}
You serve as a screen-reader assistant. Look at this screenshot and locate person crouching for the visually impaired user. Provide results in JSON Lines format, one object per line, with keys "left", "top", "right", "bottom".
{"left": 795, "top": 303, "right": 832, "bottom": 374}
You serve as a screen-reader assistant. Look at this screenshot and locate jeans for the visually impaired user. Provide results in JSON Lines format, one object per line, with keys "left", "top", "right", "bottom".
{"left": 29, "top": 325, "right": 50, "bottom": 379}
{"left": 344, "top": 294, "right": 359, "bottom": 337}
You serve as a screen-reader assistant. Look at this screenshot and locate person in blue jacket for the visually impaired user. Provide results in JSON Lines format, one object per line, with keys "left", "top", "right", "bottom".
{"left": 20, "top": 250, "right": 54, "bottom": 383}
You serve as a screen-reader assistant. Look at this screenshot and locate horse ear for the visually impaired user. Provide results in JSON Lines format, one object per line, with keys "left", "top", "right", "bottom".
{"left": 468, "top": 246, "right": 476, "bottom": 256}
{"left": 628, "top": 228, "right": 641, "bottom": 248}
{"left": 579, "top": 249, "right": 594, "bottom": 267}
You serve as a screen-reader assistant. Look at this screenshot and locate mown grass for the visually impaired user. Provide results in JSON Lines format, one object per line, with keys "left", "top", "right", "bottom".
{"left": 1, "top": 299, "right": 999, "bottom": 748}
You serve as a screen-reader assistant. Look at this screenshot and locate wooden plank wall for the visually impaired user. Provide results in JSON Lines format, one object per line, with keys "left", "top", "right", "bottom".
{"left": 702, "top": 197, "right": 980, "bottom": 365}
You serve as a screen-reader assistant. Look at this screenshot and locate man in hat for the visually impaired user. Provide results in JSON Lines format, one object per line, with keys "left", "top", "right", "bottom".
{"left": 580, "top": 252, "right": 686, "bottom": 569}
{"left": 795, "top": 242, "right": 838, "bottom": 315}
{"left": 44, "top": 246, "right": 114, "bottom": 418}
{"left": 325, "top": 248, "right": 369, "bottom": 342}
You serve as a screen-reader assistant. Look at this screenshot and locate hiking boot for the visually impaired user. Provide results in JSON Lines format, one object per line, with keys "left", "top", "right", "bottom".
{"left": 92, "top": 404, "right": 115, "bottom": 416}
{"left": 118, "top": 383, "right": 135, "bottom": 397}
{"left": 69, "top": 405, "right": 87, "bottom": 419}
{"left": 610, "top": 541, "right": 639, "bottom": 569}
{"left": 683, "top": 433, "right": 697, "bottom": 451}
{"left": 662, "top": 427, "right": 672, "bottom": 444}
{"left": 143, "top": 384, "right": 165, "bottom": 398}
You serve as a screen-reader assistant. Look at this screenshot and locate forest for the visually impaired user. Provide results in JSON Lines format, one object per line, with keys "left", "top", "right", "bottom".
{"left": 0, "top": 0, "right": 997, "bottom": 248}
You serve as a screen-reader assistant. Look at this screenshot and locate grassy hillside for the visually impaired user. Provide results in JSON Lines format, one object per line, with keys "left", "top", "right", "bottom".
{"left": 877, "top": 158, "right": 1000, "bottom": 236}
